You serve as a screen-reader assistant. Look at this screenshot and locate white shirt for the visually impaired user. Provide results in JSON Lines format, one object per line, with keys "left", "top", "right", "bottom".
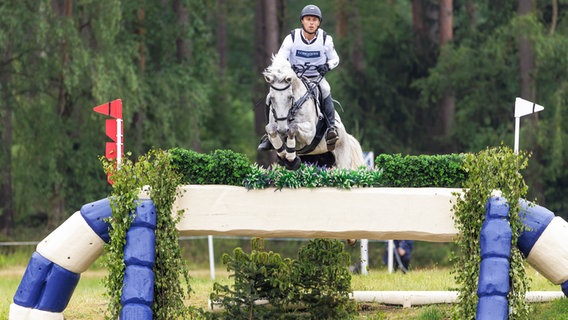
{"left": 275, "top": 28, "right": 340, "bottom": 77}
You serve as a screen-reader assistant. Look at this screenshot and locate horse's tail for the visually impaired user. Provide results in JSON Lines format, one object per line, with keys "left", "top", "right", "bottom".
{"left": 346, "top": 134, "right": 366, "bottom": 170}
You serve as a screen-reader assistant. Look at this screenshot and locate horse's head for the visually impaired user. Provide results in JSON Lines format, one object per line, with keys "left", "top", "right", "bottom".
{"left": 263, "top": 56, "right": 302, "bottom": 136}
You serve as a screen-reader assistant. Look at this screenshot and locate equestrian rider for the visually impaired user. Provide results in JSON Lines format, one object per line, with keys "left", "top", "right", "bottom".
{"left": 258, "top": 4, "right": 340, "bottom": 152}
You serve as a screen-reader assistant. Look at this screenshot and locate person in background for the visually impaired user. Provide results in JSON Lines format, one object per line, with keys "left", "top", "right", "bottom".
{"left": 258, "top": 4, "right": 340, "bottom": 152}
{"left": 383, "top": 240, "right": 414, "bottom": 273}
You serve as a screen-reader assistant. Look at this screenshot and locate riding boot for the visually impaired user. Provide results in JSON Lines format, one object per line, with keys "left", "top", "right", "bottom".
{"left": 257, "top": 134, "right": 273, "bottom": 151}
{"left": 322, "top": 95, "right": 339, "bottom": 151}
{"left": 257, "top": 103, "right": 274, "bottom": 151}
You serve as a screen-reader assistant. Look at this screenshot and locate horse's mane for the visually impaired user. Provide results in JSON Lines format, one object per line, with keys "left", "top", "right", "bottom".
{"left": 263, "top": 55, "right": 296, "bottom": 80}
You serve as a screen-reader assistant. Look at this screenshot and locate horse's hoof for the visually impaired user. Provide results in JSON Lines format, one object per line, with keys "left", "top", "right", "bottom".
{"left": 346, "top": 239, "right": 358, "bottom": 247}
{"left": 289, "top": 157, "right": 301, "bottom": 170}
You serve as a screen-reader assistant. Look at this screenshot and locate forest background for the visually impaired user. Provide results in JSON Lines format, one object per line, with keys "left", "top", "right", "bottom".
{"left": 1, "top": 0, "right": 568, "bottom": 240}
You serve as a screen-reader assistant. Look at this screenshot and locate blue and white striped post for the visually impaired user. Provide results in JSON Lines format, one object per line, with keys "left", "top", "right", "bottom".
{"left": 9, "top": 198, "right": 113, "bottom": 320}
{"left": 476, "top": 197, "right": 512, "bottom": 319}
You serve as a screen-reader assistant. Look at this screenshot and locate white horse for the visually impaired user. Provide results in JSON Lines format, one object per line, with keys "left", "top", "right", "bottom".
{"left": 263, "top": 56, "right": 365, "bottom": 170}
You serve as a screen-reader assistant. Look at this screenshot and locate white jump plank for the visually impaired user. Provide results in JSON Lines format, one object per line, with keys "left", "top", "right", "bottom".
{"left": 175, "top": 185, "right": 460, "bottom": 242}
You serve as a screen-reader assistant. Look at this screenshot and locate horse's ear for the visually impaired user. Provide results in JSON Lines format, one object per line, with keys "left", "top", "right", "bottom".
{"left": 264, "top": 75, "right": 273, "bottom": 83}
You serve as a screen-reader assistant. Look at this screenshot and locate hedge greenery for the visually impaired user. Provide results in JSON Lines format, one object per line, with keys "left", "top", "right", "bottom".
{"left": 375, "top": 153, "right": 466, "bottom": 187}
{"left": 168, "top": 148, "right": 466, "bottom": 189}
{"left": 243, "top": 153, "right": 465, "bottom": 189}
{"left": 169, "top": 147, "right": 253, "bottom": 185}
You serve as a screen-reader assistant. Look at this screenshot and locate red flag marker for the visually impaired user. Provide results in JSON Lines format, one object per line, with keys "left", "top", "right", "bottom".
{"left": 93, "top": 99, "right": 122, "bottom": 119}
{"left": 94, "top": 99, "right": 124, "bottom": 185}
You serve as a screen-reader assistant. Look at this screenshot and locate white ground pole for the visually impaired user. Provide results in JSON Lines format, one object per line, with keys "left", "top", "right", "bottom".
{"left": 514, "top": 97, "right": 544, "bottom": 154}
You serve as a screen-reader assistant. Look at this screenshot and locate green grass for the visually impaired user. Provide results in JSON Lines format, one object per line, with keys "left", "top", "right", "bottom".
{"left": 2, "top": 257, "right": 566, "bottom": 320}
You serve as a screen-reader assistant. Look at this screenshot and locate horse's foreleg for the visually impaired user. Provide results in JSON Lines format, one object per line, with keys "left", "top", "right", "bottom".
{"left": 285, "top": 125, "right": 299, "bottom": 162}
{"left": 266, "top": 123, "right": 286, "bottom": 156}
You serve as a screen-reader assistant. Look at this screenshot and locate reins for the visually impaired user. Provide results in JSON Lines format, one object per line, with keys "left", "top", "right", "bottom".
{"left": 269, "top": 75, "right": 320, "bottom": 124}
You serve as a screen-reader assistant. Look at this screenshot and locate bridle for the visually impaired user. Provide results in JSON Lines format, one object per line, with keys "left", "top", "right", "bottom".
{"left": 268, "top": 78, "right": 317, "bottom": 124}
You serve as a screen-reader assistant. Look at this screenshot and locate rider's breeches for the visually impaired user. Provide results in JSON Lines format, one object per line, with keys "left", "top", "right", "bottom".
{"left": 319, "top": 77, "right": 331, "bottom": 98}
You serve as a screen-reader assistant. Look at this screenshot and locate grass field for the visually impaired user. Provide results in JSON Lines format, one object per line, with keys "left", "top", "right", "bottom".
{"left": 1, "top": 260, "right": 567, "bottom": 320}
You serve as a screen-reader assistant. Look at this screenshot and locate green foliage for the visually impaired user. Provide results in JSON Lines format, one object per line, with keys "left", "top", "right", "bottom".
{"left": 209, "top": 238, "right": 356, "bottom": 319}
{"left": 244, "top": 164, "right": 383, "bottom": 190}
{"left": 292, "top": 238, "right": 357, "bottom": 319}
{"left": 376, "top": 154, "right": 466, "bottom": 187}
{"left": 451, "top": 145, "right": 531, "bottom": 320}
{"left": 101, "top": 149, "right": 193, "bottom": 319}
{"left": 169, "top": 148, "right": 253, "bottom": 185}
{"left": 209, "top": 238, "right": 294, "bottom": 319}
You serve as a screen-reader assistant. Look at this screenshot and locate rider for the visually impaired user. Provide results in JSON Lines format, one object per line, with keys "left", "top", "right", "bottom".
{"left": 258, "top": 4, "right": 340, "bottom": 152}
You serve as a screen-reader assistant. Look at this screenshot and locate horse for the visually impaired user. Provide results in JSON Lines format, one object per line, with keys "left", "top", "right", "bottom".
{"left": 263, "top": 55, "right": 365, "bottom": 170}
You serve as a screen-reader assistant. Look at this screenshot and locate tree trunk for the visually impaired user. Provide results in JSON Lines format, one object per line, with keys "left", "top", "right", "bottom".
{"left": 518, "top": 0, "right": 535, "bottom": 101}
{"left": 174, "top": 0, "right": 189, "bottom": 63}
{"left": 132, "top": 7, "right": 147, "bottom": 155}
{"left": 216, "top": 0, "right": 227, "bottom": 75}
{"left": 550, "top": 0, "right": 558, "bottom": 34}
{"left": 173, "top": 0, "right": 201, "bottom": 151}
{"left": 438, "top": 0, "right": 455, "bottom": 145}
{"left": 336, "top": 0, "right": 347, "bottom": 38}
{"left": 254, "top": 0, "right": 281, "bottom": 167}
{"left": 518, "top": 0, "right": 544, "bottom": 203}
{"left": 48, "top": 0, "right": 74, "bottom": 229}
{"left": 0, "top": 45, "right": 14, "bottom": 236}
{"left": 412, "top": 0, "right": 426, "bottom": 48}
{"left": 350, "top": 4, "right": 364, "bottom": 73}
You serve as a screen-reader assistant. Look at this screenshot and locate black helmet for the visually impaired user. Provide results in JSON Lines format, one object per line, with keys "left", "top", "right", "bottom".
{"left": 300, "top": 4, "right": 322, "bottom": 21}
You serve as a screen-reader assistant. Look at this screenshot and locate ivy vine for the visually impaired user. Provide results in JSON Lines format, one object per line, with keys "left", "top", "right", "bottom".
{"left": 451, "top": 145, "right": 531, "bottom": 319}
{"left": 101, "top": 149, "right": 193, "bottom": 319}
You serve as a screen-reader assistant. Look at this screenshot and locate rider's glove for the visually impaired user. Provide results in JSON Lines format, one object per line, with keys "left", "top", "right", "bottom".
{"left": 292, "top": 65, "right": 302, "bottom": 74}
{"left": 317, "top": 64, "right": 330, "bottom": 76}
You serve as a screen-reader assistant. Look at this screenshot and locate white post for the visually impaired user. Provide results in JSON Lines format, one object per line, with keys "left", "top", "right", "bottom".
{"left": 116, "top": 118, "right": 123, "bottom": 166}
{"left": 514, "top": 97, "right": 544, "bottom": 154}
{"left": 208, "top": 235, "right": 215, "bottom": 279}
{"left": 514, "top": 117, "right": 520, "bottom": 154}
{"left": 360, "top": 239, "right": 368, "bottom": 275}
{"left": 387, "top": 240, "right": 394, "bottom": 273}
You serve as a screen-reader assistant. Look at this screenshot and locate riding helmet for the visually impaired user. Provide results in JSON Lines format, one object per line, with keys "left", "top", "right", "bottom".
{"left": 300, "top": 4, "right": 322, "bottom": 21}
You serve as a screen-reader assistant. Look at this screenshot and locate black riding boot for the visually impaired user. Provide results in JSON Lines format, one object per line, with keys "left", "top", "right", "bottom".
{"left": 257, "top": 134, "right": 273, "bottom": 151}
{"left": 257, "top": 103, "right": 274, "bottom": 151}
{"left": 322, "top": 95, "right": 339, "bottom": 151}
